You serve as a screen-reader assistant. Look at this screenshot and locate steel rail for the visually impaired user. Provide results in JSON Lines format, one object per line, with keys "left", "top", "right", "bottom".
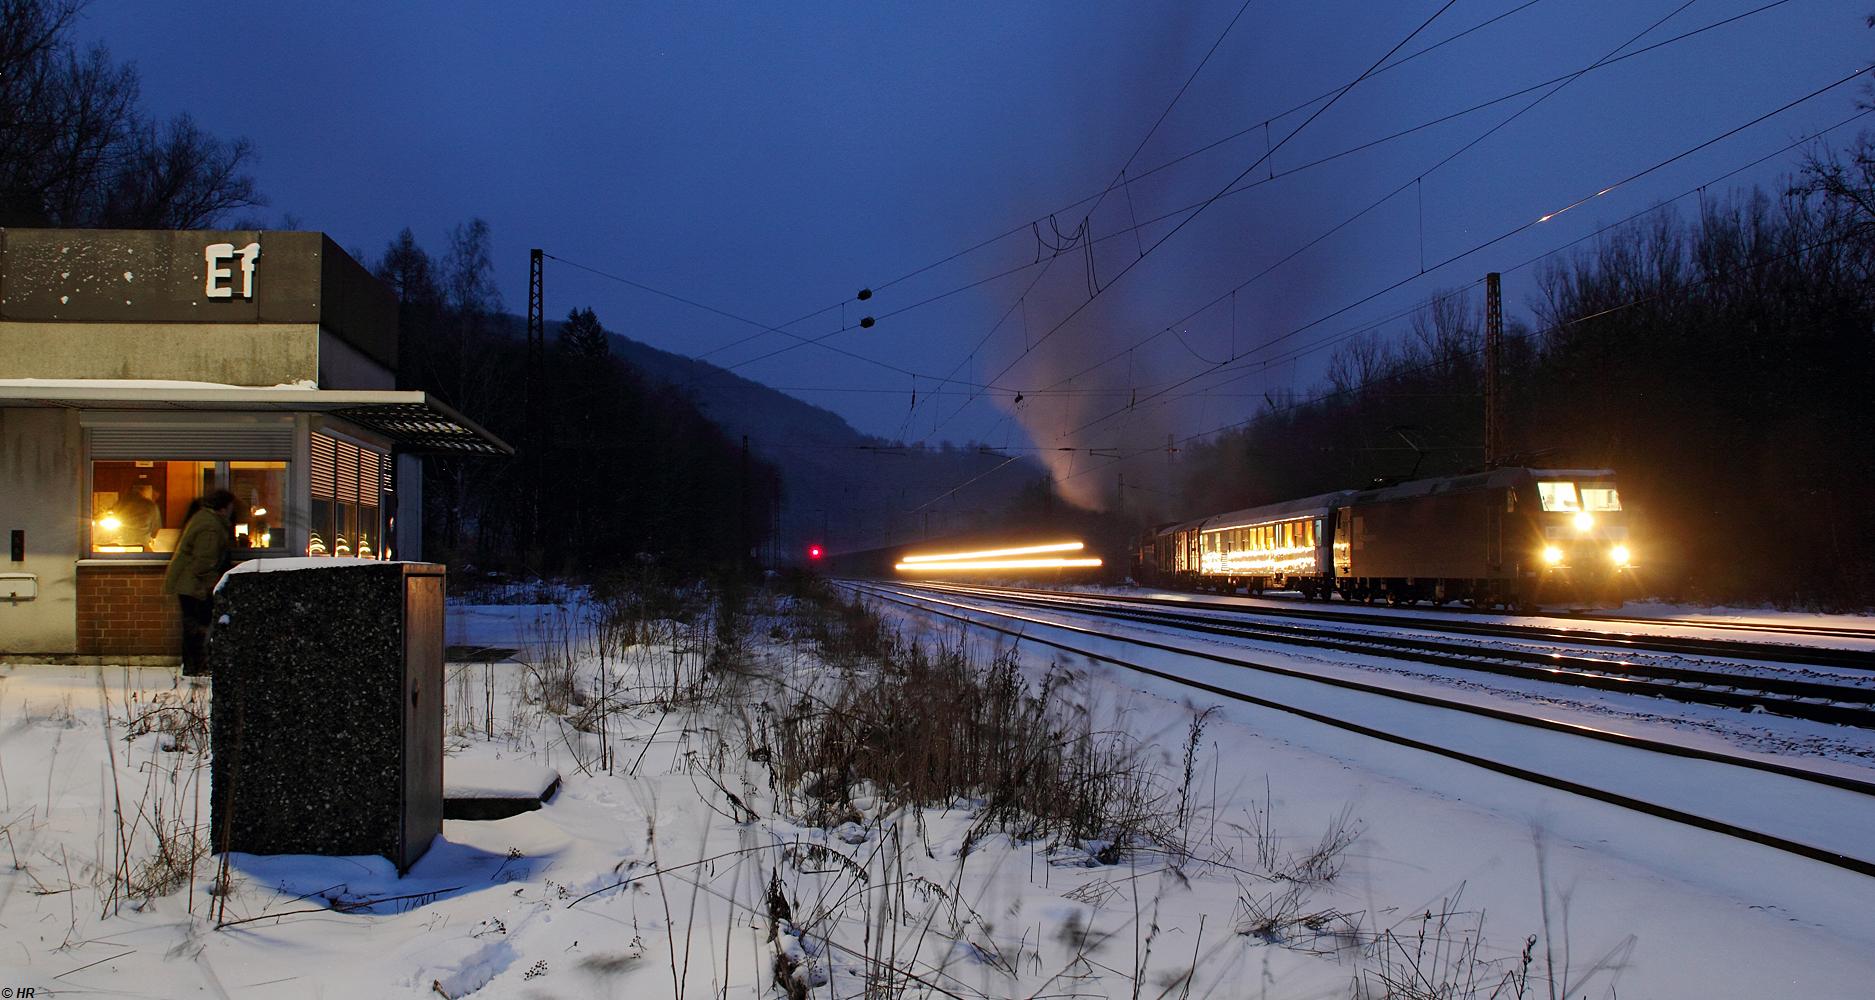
{"left": 1571, "top": 612, "right": 1875, "bottom": 641}
{"left": 899, "top": 581, "right": 1875, "bottom": 671}
{"left": 843, "top": 581, "right": 1875, "bottom": 879}
{"left": 902, "top": 583, "right": 1875, "bottom": 727}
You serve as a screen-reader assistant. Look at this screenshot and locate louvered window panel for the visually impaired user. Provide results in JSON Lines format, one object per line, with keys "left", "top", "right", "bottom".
{"left": 335, "top": 439, "right": 359, "bottom": 501}
{"left": 358, "top": 449, "right": 381, "bottom": 502}
{"left": 89, "top": 424, "right": 291, "bottom": 460}
{"left": 311, "top": 433, "right": 338, "bottom": 500}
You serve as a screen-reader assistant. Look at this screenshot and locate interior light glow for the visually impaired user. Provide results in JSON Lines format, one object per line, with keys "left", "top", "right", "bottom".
{"left": 1573, "top": 512, "right": 1594, "bottom": 532}
{"left": 252, "top": 506, "right": 268, "bottom": 517}
{"left": 1611, "top": 545, "right": 1631, "bottom": 566}
{"left": 1542, "top": 546, "right": 1564, "bottom": 565}
{"left": 97, "top": 515, "right": 121, "bottom": 532}
{"left": 900, "top": 541, "right": 1084, "bottom": 564}
{"left": 896, "top": 557, "right": 1103, "bottom": 572}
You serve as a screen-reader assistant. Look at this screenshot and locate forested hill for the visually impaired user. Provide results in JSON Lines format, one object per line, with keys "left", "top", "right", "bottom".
{"left": 533, "top": 315, "right": 1047, "bottom": 553}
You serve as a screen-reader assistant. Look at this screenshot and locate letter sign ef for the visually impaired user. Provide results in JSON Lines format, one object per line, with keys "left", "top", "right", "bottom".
{"left": 204, "top": 241, "right": 261, "bottom": 299}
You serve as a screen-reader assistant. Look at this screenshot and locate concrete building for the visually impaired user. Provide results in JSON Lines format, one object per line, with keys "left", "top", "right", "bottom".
{"left": 0, "top": 228, "right": 509, "bottom": 661}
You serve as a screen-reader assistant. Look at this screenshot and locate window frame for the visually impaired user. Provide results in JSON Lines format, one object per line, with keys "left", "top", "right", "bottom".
{"left": 85, "top": 458, "right": 291, "bottom": 559}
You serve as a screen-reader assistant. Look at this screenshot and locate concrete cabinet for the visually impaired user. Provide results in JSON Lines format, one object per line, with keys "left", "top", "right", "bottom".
{"left": 209, "top": 560, "right": 445, "bottom": 873}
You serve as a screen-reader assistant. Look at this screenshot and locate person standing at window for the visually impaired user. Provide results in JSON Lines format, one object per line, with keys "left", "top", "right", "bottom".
{"left": 112, "top": 484, "right": 162, "bottom": 549}
{"left": 163, "top": 489, "right": 238, "bottom": 676}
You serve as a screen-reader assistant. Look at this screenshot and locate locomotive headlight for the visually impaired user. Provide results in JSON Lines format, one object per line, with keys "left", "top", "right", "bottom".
{"left": 1542, "top": 546, "right": 1564, "bottom": 565}
{"left": 1611, "top": 545, "right": 1631, "bottom": 566}
{"left": 1573, "top": 511, "right": 1594, "bottom": 532}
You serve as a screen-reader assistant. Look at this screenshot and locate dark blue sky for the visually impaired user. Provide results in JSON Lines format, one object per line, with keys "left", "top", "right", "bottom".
{"left": 79, "top": 1, "right": 1872, "bottom": 506}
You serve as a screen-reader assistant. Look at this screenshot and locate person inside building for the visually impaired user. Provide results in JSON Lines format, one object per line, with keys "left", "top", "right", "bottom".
{"left": 163, "top": 489, "right": 239, "bottom": 676}
{"left": 111, "top": 483, "right": 163, "bottom": 549}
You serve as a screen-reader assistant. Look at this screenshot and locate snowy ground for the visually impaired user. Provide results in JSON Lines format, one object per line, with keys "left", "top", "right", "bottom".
{"left": 0, "top": 586, "right": 1870, "bottom": 998}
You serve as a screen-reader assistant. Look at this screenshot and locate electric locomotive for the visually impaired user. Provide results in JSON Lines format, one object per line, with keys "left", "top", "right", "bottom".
{"left": 1136, "top": 467, "right": 1634, "bottom": 610}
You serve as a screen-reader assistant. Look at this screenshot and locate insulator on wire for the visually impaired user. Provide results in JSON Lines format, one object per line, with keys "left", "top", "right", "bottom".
{"left": 859, "top": 316, "right": 875, "bottom": 329}
{"left": 856, "top": 288, "right": 872, "bottom": 301}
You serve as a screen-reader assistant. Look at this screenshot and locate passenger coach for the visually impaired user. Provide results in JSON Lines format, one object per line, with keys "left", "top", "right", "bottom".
{"left": 1137, "top": 467, "right": 1634, "bottom": 610}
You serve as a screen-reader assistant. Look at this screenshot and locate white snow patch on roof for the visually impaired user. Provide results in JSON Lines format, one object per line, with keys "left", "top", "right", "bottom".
{"left": 223, "top": 556, "right": 385, "bottom": 577}
{"left": 0, "top": 377, "right": 318, "bottom": 390}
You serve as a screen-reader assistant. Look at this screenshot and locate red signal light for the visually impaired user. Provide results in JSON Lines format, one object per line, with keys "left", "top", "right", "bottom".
{"left": 808, "top": 545, "right": 824, "bottom": 560}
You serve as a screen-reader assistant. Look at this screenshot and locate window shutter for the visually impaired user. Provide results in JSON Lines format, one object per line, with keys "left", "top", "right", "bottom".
{"left": 89, "top": 423, "right": 291, "bottom": 460}
{"left": 312, "top": 432, "right": 386, "bottom": 507}
{"left": 311, "top": 433, "right": 338, "bottom": 500}
{"left": 335, "top": 439, "right": 359, "bottom": 502}
{"left": 358, "top": 449, "right": 381, "bottom": 507}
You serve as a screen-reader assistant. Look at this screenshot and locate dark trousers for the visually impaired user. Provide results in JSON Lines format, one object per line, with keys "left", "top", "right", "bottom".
{"left": 179, "top": 595, "right": 213, "bottom": 676}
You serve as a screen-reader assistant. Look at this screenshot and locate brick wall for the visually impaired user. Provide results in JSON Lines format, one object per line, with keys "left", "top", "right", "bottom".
{"left": 77, "top": 563, "right": 180, "bottom": 657}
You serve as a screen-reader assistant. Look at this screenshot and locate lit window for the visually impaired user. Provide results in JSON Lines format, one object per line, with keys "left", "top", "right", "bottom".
{"left": 1579, "top": 486, "right": 1621, "bottom": 511}
{"left": 1537, "top": 481, "right": 1581, "bottom": 512}
{"left": 228, "top": 462, "right": 287, "bottom": 551}
{"left": 90, "top": 460, "right": 285, "bottom": 554}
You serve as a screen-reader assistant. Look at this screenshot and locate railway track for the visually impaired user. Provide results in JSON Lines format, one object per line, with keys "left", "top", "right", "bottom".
{"left": 888, "top": 582, "right": 1875, "bottom": 727}
{"left": 1573, "top": 611, "right": 1875, "bottom": 641}
{"left": 1124, "top": 584, "right": 1875, "bottom": 644}
{"left": 844, "top": 580, "right": 1875, "bottom": 879}
{"left": 907, "top": 582, "right": 1875, "bottom": 671}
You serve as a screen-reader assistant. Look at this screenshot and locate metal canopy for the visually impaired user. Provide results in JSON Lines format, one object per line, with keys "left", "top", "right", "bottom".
{"left": 0, "top": 382, "right": 513, "bottom": 456}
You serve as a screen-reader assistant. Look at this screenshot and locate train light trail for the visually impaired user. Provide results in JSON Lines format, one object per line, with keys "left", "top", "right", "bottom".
{"left": 895, "top": 540, "right": 1101, "bottom": 573}
{"left": 896, "top": 557, "right": 1104, "bottom": 572}
{"left": 899, "top": 541, "right": 1086, "bottom": 564}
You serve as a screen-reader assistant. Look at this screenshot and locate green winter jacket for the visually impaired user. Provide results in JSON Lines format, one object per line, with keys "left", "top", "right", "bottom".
{"left": 162, "top": 508, "right": 233, "bottom": 600}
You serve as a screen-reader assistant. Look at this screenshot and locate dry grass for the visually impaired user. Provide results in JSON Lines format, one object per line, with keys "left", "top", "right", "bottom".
{"left": 1353, "top": 889, "right": 1536, "bottom": 1000}
{"left": 769, "top": 585, "right": 1179, "bottom": 861}
{"left": 101, "top": 678, "right": 212, "bottom": 913}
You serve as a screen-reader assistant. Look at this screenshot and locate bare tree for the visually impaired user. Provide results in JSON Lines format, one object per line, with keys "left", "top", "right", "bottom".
{"left": 375, "top": 227, "right": 440, "bottom": 306}
{"left": 0, "top": 0, "right": 261, "bottom": 228}
{"left": 98, "top": 114, "right": 259, "bottom": 228}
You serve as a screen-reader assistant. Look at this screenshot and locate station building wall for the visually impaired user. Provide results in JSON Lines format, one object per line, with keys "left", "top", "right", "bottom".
{"left": 0, "top": 408, "right": 81, "bottom": 654}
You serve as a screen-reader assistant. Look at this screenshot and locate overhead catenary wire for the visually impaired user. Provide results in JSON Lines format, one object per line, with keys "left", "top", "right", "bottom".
{"left": 993, "top": 0, "right": 1799, "bottom": 412}
{"left": 1054, "top": 58, "right": 1875, "bottom": 442}
{"left": 715, "top": 0, "right": 1552, "bottom": 372}
{"left": 546, "top": 2, "right": 1789, "bottom": 409}
{"left": 705, "top": 0, "right": 1791, "bottom": 393}
{"left": 665, "top": 0, "right": 1508, "bottom": 399}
